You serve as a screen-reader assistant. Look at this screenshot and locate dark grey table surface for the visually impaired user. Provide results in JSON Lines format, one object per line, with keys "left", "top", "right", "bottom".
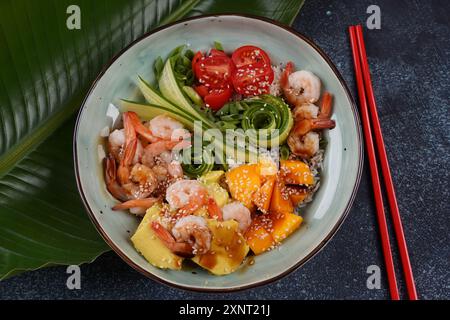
{"left": 1, "top": 0, "right": 449, "bottom": 300}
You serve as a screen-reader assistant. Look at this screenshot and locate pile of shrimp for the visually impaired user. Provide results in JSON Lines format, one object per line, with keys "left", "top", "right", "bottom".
{"left": 280, "top": 61, "right": 336, "bottom": 159}
{"left": 150, "top": 179, "right": 252, "bottom": 257}
{"left": 104, "top": 111, "right": 190, "bottom": 215}
{"left": 104, "top": 112, "right": 253, "bottom": 257}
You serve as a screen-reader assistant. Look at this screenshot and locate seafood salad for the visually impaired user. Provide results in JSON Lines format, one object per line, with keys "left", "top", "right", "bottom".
{"left": 103, "top": 43, "right": 335, "bottom": 275}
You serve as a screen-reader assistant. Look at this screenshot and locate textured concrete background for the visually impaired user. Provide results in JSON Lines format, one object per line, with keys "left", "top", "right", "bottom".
{"left": 0, "top": 0, "right": 449, "bottom": 299}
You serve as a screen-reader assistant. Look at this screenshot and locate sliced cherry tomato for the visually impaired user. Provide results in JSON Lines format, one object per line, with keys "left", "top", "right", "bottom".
{"left": 194, "top": 84, "right": 232, "bottom": 110}
{"left": 191, "top": 51, "right": 203, "bottom": 72}
{"left": 232, "top": 66, "right": 274, "bottom": 96}
{"left": 231, "top": 45, "right": 271, "bottom": 68}
{"left": 194, "top": 54, "right": 234, "bottom": 88}
{"left": 204, "top": 85, "right": 233, "bottom": 110}
{"left": 194, "top": 85, "right": 209, "bottom": 98}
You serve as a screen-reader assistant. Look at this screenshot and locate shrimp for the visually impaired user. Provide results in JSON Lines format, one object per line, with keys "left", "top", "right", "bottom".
{"left": 165, "top": 179, "right": 209, "bottom": 215}
{"left": 288, "top": 92, "right": 335, "bottom": 159}
{"left": 151, "top": 221, "right": 195, "bottom": 257}
{"left": 171, "top": 215, "right": 212, "bottom": 255}
{"left": 148, "top": 115, "right": 185, "bottom": 140}
{"left": 104, "top": 155, "right": 131, "bottom": 202}
{"left": 128, "top": 111, "right": 160, "bottom": 143}
{"left": 117, "top": 112, "right": 138, "bottom": 185}
{"left": 318, "top": 91, "right": 333, "bottom": 119}
{"left": 112, "top": 197, "right": 160, "bottom": 215}
{"left": 141, "top": 140, "right": 191, "bottom": 167}
{"left": 290, "top": 118, "right": 336, "bottom": 137}
{"left": 123, "top": 163, "right": 158, "bottom": 199}
{"left": 222, "top": 202, "right": 252, "bottom": 233}
{"left": 287, "top": 131, "right": 320, "bottom": 159}
{"left": 207, "top": 198, "right": 223, "bottom": 220}
{"left": 281, "top": 62, "right": 321, "bottom": 107}
{"left": 108, "top": 129, "right": 143, "bottom": 164}
{"left": 293, "top": 103, "right": 319, "bottom": 121}
{"left": 167, "top": 160, "right": 184, "bottom": 179}
{"left": 152, "top": 165, "right": 169, "bottom": 182}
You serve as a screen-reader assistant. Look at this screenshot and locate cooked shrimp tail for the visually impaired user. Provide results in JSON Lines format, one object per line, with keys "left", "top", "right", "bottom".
{"left": 292, "top": 118, "right": 336, "bottom": 136}
{"left": 118, "top": 112, "right": 137, "bottom": 184}
{"left": 318, "top": 91, "right": 333, "bottom": 119}
{"left": 104, "top": 155, "right": 129, "bottom": 202}
{"left": 128, "top": 112, "right": 160, "bottom": 143}
{"left": 280, "top": 61, "right": 294, "bottom": 88}
{"left": 112, "top": 197, "right": 160, "bottom": 211}
{"left": 207, "top": 198, "right": 223, "bottom": 220}
{"left": 151, "top": 221, "right": 194, "bottom": 258}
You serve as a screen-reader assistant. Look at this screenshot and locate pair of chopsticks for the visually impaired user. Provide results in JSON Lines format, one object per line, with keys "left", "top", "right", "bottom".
{"left": 348, "top": 25, "right": 418, "bottom": 300}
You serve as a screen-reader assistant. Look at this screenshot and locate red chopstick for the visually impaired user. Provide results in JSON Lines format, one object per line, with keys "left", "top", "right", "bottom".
{"left": 354, "top": 25, "right": 418, "bottom": 300}
{"left": 348, "top": 26, "right": 400, "bottom": 300}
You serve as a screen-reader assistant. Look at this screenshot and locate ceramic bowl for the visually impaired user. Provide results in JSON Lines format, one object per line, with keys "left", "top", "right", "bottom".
{"left": 74, "top": 14, "right": 363, "bottom": 291}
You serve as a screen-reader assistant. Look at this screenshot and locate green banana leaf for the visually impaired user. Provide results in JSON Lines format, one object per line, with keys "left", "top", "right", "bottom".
{"left": 0, "top": 0, "right": 305, "bottom": 280}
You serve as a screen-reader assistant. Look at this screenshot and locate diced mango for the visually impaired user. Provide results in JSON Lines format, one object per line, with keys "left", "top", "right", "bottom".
{"left": 226, "top": 164, "right": 261, "bottom": 209}
{"left": 286, "top": 186, "right": 309, "bottom": 207}
{"left": 270, "top": 178, "right": 294, "bottom": 215}
{"left": 192, "top": 219, "right": 249, "bottom": 275}
{"left": 280, "top": 160, "right": 314, "bottom": 185}
{"left": 270, "top": 212, "right": 303, "bottom": 242}
{"left": 253, "top": 175, "right": 276, "bottom": 213}
{"left": 131, "top": 204, "right": 183, "bottom": 270}
{"left": 245, "top": 216, "right": 276, "bottom": 255}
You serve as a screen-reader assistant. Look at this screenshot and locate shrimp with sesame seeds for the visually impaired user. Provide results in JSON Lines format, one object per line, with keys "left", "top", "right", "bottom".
{"left": 167, "top": 160, "right": 184, "bottom": 179}
{"left": 171, "top": 215, "right": 212, "bottom": 255}
{"left": 221, "top": 202, "right": 252, "bottom": 233}
{"left": 141, "top": 139, "right": 191, "bottom": 168}
{"left": 151, "top": 221, "right": 196, "bottom": 258}
{"left": 165, "top": 179, "right": 209, "bottom": 215}
{"left": 123, "top": 163, "right": 158, "bottom": 199}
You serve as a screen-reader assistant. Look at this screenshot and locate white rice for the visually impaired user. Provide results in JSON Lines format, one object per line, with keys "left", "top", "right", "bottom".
{"left": 269, "top": 64, "right": 283, "bottom": 97}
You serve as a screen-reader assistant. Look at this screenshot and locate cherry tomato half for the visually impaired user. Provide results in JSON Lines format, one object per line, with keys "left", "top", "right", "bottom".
{"left": 204, "top": 85, "right": 233, "bottom": 110}
{"left": 231, "top": 45, "right": 271, "bottom": 68}
{"left": 194, "top": 54, "right": 235, "bottom": 88}
{"left": 232, "top": 66, "right": 274, "bottom": 96}
{"left": 195, "top": 85, "right": 232, "bottom": 110}
{"left": 191, "top": 51, "right": 203, "bottom": 73}
{"left": 194, "top": 85, "right": 210, "bottom": 98}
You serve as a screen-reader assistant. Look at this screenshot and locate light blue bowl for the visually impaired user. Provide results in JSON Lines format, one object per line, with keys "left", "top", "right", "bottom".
{"left": 74, "top": 14, "right": 363, "bottom": 291}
